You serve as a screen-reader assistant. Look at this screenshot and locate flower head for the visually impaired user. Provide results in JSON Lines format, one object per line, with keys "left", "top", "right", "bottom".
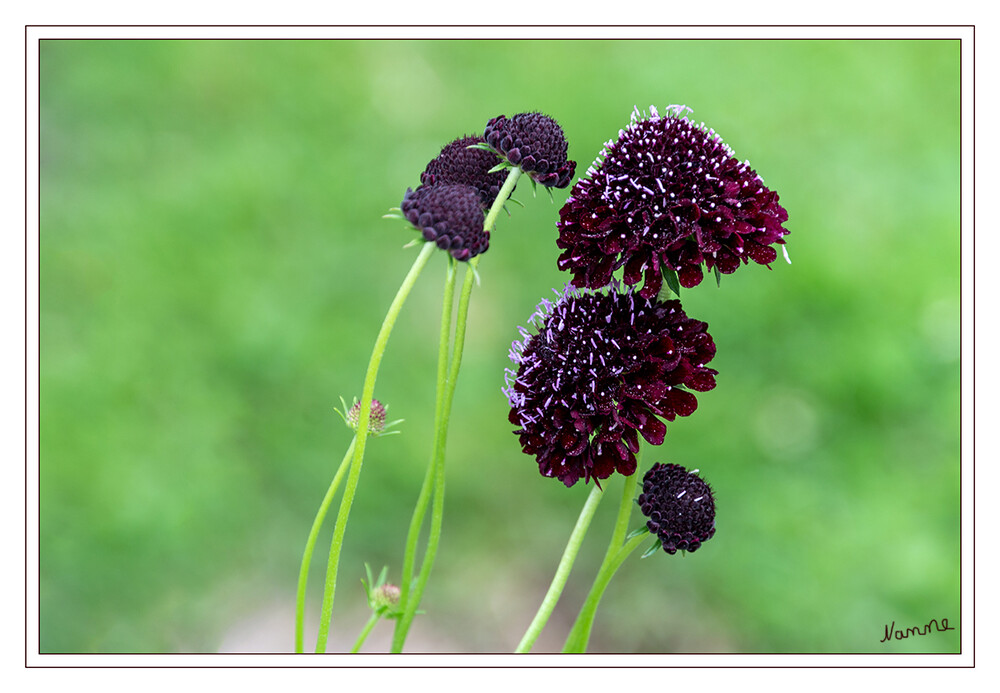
{"left": 504, "top": 284, "right": 717, "bottom": 487}
{"left": 401, "top": 184, "right": 488, "bottom": 261}
{"left": 484, "top": 112, "right": 577, "bottom": 189}
{"left": 638, "top": 463, "right": 716, "bottom": 554}
{"left": 371, "top": 583, "right": 401, "bottom": 611}
{"left": 557, "top": 105, "right": 790, "bottom": 297}
{"left": 420, "top": 134, "right": 508, "bottom": 209}
{"left": 345, "top": 398, "right": 387, "bottom": 434}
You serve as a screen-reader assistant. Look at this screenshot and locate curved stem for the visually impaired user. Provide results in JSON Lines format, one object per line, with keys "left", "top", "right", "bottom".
{"left": 396, "top": 260, "right": 457, "bottom": 621}
{"left": 350, "top": 611, "right": 384, "bottom": 653}
{"left": 295, "top": 437, "right": 357, "bottom": 653}
{"left": 561, "top": 532, "right": 648, "bottom": 653}
{"left": 391, "top": 167, "right": 522, "bottom": 653}
{"left": 314, "top": 241, "right": 435, "bottom": 653}
{"left": 515, "top": 484, "right": 604, "bottom": 653}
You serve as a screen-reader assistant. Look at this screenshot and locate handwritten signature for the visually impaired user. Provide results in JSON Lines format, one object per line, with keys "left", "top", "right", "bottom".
{"left": 881, "top": 618, "right": 955, "bottom": 642}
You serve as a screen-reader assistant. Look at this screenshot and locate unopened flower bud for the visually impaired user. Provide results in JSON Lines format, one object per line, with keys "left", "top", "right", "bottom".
{"left": 346, "top": 398, "right": 387, "bottom": 434}
{"left": 372, "top": 583, "right": 401, "bottom": 611}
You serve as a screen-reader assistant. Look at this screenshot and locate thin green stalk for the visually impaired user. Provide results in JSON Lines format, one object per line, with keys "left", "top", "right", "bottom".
{"left": 396, "top": 260, "right": 457, "bottom": 619}
{"left": 390, "top": 253, "right": 477, "bottom": 652}
{"left": 562, "top": 448, "right": 645, "bottom": 654}
{"left": 561, "top": 531, "right": 648, "bottom": 653}
{"left": 295, "top": 437, "right": 356, "bottom": 653}
{"left": 314, "top": 241, "right": 435, "bottom": 653}
{"left": 515, "top": 484, "right": 604, "bottom": 653}
{"left": 350, "top": 611, "right": 383, "bottom": 653}
{"left": 391, "top": 167, "right": 522, "bottom": 653}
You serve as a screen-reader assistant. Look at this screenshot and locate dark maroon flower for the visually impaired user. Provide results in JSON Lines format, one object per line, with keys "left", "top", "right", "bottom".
{"left": 420, "top": 135, "right": 508, "bottom": 209}
{"left": 503, "top": 284, "right": 717, "bottom": 487}
{"left": 557, "top": 105, "right": 790, "bottom": 297}
{"left": 484, "top": 112, "right": 577, "bottom": 189}
{"left": 400, "top": 184, "right": 488, "bottom": 261}
{"left": 638, "top": 463, "right": 716, "bottom": 554}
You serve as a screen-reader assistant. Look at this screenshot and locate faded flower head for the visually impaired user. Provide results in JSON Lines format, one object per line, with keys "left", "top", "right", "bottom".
{"left": 484, "top": 112, "right": 577, "bottom": 189}
{"left": 557, "top": 105, "right": 790, "bottom": 297}
{"left": 420, "top": 134, "right": 508, "bottom": 209}
{"left": 346, "top": 398, "right": 387, "bottom": 434}
{"left": 638, "top": 463, "right": 716, "bottom": 554}
{"left": 504, "top": 284, "right": 717, "bottom": 487}
{"left": 401, "top": 184, "right": 488, "bottom": 261}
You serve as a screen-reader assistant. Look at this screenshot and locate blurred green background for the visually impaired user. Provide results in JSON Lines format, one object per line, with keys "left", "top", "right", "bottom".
{"left": 39, "top": 39, "right": 961, "bottom": 654}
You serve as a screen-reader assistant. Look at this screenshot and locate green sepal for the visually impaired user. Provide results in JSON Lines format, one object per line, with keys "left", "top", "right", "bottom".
{"left": 466, "top": 142, "right": 496, "bottom": 153}
{"left": 713, "top": 264, "right": 722, "bottom": 288}
{"left": 625, "top": 526, "right": 650, "bottom": 541}
{"left": 662, "top": 268, "right": 681, "bottom": 297}
{"left": 488, "top": 161, "right": 515, "bottom": 174}
{"left": 641, "top": 538, "right": 663, "bottom": 559}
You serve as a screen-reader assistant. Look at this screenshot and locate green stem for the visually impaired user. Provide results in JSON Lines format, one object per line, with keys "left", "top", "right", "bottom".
{"left": 562, "top": 448, "right": 644, "bottom": 654}
{"left": 396, "top": 260, "right": 457, "bottom": 621}
{"left": 350, "top": 611, "right": 384, "bottom": 653}
{"left": 391, "top": 167, "right": 522, "bottom": 653}
{"left": 314, "top": 241, "right": 435, "bottom": 653}
{"left": 561, "top": 531, "right": 648, "bottom": 653}
{"left": 515, "top": 484, "right": 604, "bottom": 653}
{"left": 390, "top": 254, "right": 477, "bottom": 653}
{"left": 294, "top": 437, "right": 357, "bottom": 653}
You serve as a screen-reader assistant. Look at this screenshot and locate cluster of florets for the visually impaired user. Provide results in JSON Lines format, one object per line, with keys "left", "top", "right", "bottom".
{"left": 419, "top": 134, "right": 508, "bottom": 210}
{"left": 402, "top": 134, "right": 502, "bottom": 262}
{"left": 484, "top": 113, "right": 577, "bottom": 189}
{"left": 638, "top": 463, "right": 716, "bottom": 554}
{"left": 401, "top": 185, "right": 490, "bottom": 262}
{"left": 504, "top": 283, "right": 717, "bottom": 487}
{"left": 557, "top": 105, "right": 789, "bottom": 296}
{"left": 402, "top": 114, "right": 575, "bottom": 261}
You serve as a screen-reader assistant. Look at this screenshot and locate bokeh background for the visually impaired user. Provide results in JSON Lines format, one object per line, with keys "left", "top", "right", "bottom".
{"left": 39, "top": 38, "right": 961, "bottom": 654}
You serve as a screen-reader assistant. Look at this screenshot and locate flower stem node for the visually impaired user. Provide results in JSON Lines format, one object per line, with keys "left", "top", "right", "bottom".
{"left": 484, "top": 112, "right": 577, "bottom": 189}
{"left": 401, "top": 184, "right": 489, "bottom": 261}
{"left": 504, "top": 283, "right": 717, "bottom": 487}
{"left": 557, "top": 105, "right": 790, "bottom": 297}
{"left": 638, "top": 463, "right": 716, "bottom": 555}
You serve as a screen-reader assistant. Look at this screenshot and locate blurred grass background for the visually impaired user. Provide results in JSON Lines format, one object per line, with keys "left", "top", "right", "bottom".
{"left": 38, "top": 38, "right": 960, "bottom": 654}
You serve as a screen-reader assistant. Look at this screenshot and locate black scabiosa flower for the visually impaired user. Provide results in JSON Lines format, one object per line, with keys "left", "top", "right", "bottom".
{"left": 484, "top": 112, "right": 577, "bottom": 189}
{"left": 638, "top": 463, "right": 716, "bottom": 554}
{"left": 420, "top": 135, "right": 508, "bottom": 210}
{"left": 557, "top": 105, "right": 790, "bottom": 297}
{"left": 504, "top": 283, "right": 717, "bottom": 487}
{"left": 400, "top": 184, "right": 488, "bottom": 261}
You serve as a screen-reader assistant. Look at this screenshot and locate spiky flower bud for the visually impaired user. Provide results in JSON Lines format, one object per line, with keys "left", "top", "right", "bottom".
{"left": 346, "top": 398, "right": 387, "bottom": 434}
